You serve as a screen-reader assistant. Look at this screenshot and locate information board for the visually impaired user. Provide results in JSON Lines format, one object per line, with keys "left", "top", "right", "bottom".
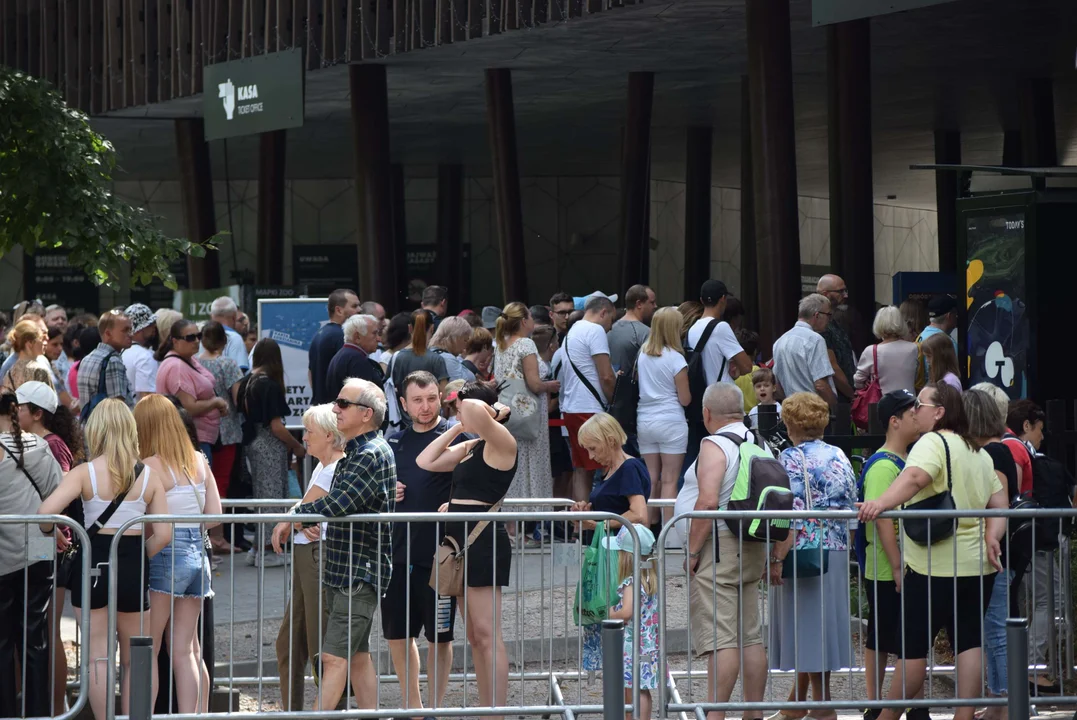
{"left": 257, "top": 298, "right": 328, "bottom": 424}
{"left": 292, "top": 245, "right": 360, "bottom": 296}
{"left": 23, "top": 249, "right": 100, "bottom": 316}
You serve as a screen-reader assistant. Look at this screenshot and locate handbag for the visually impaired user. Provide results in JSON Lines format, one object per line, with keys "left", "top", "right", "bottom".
{"left": 573, "top": 521, "right": 620, "bottom": 626}
{"left": 608, "top": 355, "right": 640, "bottom": 435}
{"left": 498, "top": 377, "right": 543, "bottom": 442}
{"left": 782, "top": 448, "right": 829, "bottom": 578}
{"left": 429, "top": 499, "right": 503, "bottom": 597}
{"left": 902, "top": 431, "right": 956, "bottom": 545}
{"left": 851, "top": 344, "right": 882, "bottom": 430}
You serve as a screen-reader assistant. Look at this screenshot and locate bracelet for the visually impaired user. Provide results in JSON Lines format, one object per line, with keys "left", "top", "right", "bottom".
{"left": 770, "top": 555, "right": 783, "bottom": 564}
{"left": 688, "top": 549, "right": 701, "bottom": 559}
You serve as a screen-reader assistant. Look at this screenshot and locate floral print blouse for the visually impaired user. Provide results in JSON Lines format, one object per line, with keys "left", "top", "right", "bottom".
{"left": 779, "top": 439, "right": 858, "bottom": 551}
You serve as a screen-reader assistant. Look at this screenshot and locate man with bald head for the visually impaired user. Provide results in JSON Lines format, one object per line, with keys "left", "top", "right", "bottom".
{"left": 816, "top": 274, "right": 856, "bottom": 402}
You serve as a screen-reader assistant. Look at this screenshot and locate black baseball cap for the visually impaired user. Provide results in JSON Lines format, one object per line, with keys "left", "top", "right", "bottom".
{"left": 878, "top": 389, "right": 916, "bottom": 426}
{"left": 700, "top": 279, "right": 730, "bottom": 306}
{"left": 927, "top": 294, "right": 957, "bottom": 318}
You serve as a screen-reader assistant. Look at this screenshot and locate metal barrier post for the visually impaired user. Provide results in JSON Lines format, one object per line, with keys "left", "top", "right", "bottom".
{"left": 1006, "top": 619, "right": 1030, "bottom": 720}
{"left": 130, "top": 636, "right": 154, "bottom": 720}
{"left": 603, "top": 620, "right": 626, "bottom": 720}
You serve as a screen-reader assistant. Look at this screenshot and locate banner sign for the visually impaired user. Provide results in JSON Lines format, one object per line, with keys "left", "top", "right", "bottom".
{"left": 173, "top": 286, "right": 242, "bottom": 323}
{"left": 203, "top": 48, "right": 304, "bottom": 141}
{"left": 257, "top": 298, "right": 328, "bottom": 423}
{"left": 23, "top": 249, "right": 100, "bottom": 316}
{"left": 292, "top": 245, "right": 360, "bottom": 296}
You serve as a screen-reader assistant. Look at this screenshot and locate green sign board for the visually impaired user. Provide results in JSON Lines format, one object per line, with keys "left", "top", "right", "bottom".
{"left": 173, "top": 286, "right": 243, "bottom": 323}
{"left": 203, "top": 48, "right": 304, "bottom": 141}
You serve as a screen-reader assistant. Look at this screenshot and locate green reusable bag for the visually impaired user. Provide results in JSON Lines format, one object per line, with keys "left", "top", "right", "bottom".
{"left": 573, "top": 522, "right": 620, "bottom": 626}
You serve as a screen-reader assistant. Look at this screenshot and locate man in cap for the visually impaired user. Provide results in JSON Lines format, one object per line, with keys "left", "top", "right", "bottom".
{"left": 573, "top": 290, "right": 618, "bottom": 311}
{"left": 859, "top": 388, "right": 919, "bottom": 704}
{"left": 915, "top": 295, "right": 959, "bottom": 386}
{"left": 123, "top": 303, "right": 160, "bottom": 401}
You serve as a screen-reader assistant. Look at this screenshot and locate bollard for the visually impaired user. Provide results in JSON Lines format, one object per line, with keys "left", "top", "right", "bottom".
{"left": 129, "top": 636, "right": 154, "bottom": 720}
{"left": 1006, "top": 618, "right": 1030, "bottom": 720}
{"left": 602, "top": 620, "right": 626, "bottom": 720}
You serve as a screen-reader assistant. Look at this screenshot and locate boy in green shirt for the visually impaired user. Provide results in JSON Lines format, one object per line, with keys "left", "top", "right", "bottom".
{"left": 861, "top": 389, "right": 920, "bottom": 713}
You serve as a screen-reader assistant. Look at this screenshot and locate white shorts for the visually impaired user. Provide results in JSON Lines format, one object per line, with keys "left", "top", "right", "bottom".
{"left": 637, "top": 418, "right": 689, "bottom": 455}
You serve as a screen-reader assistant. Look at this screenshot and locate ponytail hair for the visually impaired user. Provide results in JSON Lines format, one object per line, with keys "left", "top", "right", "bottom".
{"left": 410, "top": 309, "right": 436, "bottom": 356}
{"left": 494, "top": 302, "right": 529, "bottom": 351}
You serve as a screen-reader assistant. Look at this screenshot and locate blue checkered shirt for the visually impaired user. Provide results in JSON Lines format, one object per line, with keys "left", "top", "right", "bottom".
{"left": 296, "top": 432, "right": 396, "bottom": 589}
{"left": 76, "top": 344, "right": 132, "bottom": 408}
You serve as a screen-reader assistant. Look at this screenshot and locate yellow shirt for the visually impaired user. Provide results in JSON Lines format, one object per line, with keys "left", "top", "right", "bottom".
{"left": 902, "top": 430, "right": 1002, "bottom": 577}
{"left": 735, "top": 365, "right": 761, "bottom": 412}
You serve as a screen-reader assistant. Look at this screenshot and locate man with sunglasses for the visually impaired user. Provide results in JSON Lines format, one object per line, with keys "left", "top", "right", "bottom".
{"left": 817, "top": 274, "right": 857, "bottom": 402}
{"left": 291, "top": 378, "right": 396, "bottom": 712}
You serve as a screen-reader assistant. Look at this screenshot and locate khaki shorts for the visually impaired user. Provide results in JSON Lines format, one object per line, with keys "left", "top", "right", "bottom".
{"left": 322, "top": 582, "right": 379, "bottom": 658}
{"left": 689, "top": 528, "right": 767, "bottom": 657}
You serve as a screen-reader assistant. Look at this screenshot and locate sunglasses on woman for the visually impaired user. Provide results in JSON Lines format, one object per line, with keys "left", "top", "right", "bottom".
{"left": 180, "top": 332, "right": 203, "bottom": 343}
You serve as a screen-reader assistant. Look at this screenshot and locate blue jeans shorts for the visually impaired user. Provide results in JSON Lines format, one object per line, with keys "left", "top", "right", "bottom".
{"left": 149, "top": 528, "right": 214, "bottom": 599}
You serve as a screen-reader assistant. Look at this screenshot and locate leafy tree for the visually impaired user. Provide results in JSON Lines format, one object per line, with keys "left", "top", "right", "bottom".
{"left": 0, "top": 67, "right": 215, "bottom": 290}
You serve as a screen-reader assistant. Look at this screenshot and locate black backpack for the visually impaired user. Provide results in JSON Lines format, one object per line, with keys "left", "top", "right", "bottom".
{"left": 684, "top": 319, "right": 722, "bottom": 425}
{"left": 1027, "top": 451, "right": 1075, "bottom": 549}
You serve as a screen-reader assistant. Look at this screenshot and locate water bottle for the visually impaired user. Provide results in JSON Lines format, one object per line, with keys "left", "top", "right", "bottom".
{"left": 435, "top": 594, "right": 453, "bottom": 634}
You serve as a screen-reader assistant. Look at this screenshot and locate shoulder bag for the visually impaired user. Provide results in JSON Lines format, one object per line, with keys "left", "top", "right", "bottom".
{"left": 851, "top": 344, "right": 883, "bottom": 430}
{"left": 497, "top": 342, "right": 544, "bottom": 442}
{"left": 902, "top": 431, "right": 956, "bottom": 545}
{"left": 608, "top": 324, "right": 642, "bottom": 434}
{"left": 564, "top": 337, "right": 607, "bottom": 411}
{"left": 429, "top": 498, "right": 504, "bottom": 597}
{"left": 782, "top": 448, "right": 829, "bottom": 578}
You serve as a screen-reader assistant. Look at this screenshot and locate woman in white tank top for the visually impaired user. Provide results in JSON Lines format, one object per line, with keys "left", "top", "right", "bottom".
{"left": 38, "top": 398, "right": 171, "bottom": 720}
{"left": 134, "top": 395, "right": 222, "bottom": 714}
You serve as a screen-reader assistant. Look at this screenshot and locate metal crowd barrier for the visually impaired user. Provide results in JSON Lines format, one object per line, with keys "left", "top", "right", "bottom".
{"left": 100, "top": 511, "right": 642, "bottom": 720}
{"left": 0, "top": 515, "right": 92, "bottom": 720}
{"left": 657, "top": 507, "right": 1077, "bottom": 720}
{"left": 11, "top": 506, "right": 1075, "bottom": 720}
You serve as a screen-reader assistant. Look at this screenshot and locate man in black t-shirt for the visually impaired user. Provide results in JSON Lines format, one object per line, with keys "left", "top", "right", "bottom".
{"left": 382, "top": 371, "right": 461, "bottom": 714}
{"left": 308, "top": 289, "right": 360, "bottom": 404}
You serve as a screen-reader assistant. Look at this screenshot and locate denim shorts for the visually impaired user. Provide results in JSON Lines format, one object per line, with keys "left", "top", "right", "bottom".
{"left": 148, "top": 528, "right": 214, "bottom": 599}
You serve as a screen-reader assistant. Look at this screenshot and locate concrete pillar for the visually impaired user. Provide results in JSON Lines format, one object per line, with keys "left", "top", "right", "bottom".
{"left": 740, "top": 75, "right": 758, "bottom": 330}
{"left": 437, "top": 164, "right": 467, "bottom": 311}
{"left": 257, "top": 130, "right": 287, "bottom": 286}
{"left": 174, "top": 118, "right": 221, "bottom": 289}
{"left": 827, "top": 19, "right": 874, "bottom": 347}
{"left": 485, "top": 68, "right": 528, "bottom": 304}
{"left": 934, "top": 129, "right": 960, "bottom": 274}
{"left": 349, "top": 64, "right": 399, "bottom": 306}
{"left": 619, "top": 72, "right": 655, "bottom": 290}
{"left": 746, "top": 0, "right": 801, "bottom": 354}
{"left": 1019, "top": 78, "right": 1057, "bottom": 168}
{"left": 683, "top": 126, "right": 712, "bottom": 301}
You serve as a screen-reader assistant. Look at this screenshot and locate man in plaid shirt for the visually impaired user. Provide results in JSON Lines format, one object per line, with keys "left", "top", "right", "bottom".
{"left": 293, "top": 377, "right": 396, "bottom": 711}
{"left": 75, "top": 309, "right": 133, "bottom": 409}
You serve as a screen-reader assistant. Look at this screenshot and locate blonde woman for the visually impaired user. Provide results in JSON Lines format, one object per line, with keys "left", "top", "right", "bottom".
{"left": 38, "top": 398, "right": 172, "bottom": 720}
{"left": 493, "top": 303, "right": 560, "bottom": 536}
{"left": 636, "top": 307, "right": 691, "bottom": 530}
{"left": 134, "top": 395, "right": 222, "bottom": 714}
{"left": 429, "top": 316, "right": 475, "bottom": 382}
{"left": 854, "top": 306, "right": 919, "bottom": 395}
{"left": 269, "top": 404, "right": 346, "bottom": 711}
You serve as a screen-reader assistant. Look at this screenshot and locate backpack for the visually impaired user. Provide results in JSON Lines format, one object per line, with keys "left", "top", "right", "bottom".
{"left": 717, "top": 432, "right": 793, "bottom": 542}
{"left": 854, "top": 451, "right": 905, "bottom": 572}
{"left": 684, "top": 319, "right": 723, "bottom": 425}
{"left": 1027, "top": 452, "right": 1075, "bottom": 549}
{"left": 79, "top": 351, "right": 116, "bottom": 424}
{"left": 383, "top": 353, "right": 404, "bottom": 432}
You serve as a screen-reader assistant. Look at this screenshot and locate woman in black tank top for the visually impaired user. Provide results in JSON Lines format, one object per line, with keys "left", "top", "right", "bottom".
{"left": 417, "top": 381, "right": 517, "bottom": 719}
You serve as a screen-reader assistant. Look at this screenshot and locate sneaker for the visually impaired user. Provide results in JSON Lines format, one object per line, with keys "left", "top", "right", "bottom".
{"left": 255, "top": 552, "right": 286, "bottom": 568}
{"left": 907, "top": 707, "right": 932, "bottom": 720}
{"left": 245, "top": 549, "right": 256, "bottom": 566}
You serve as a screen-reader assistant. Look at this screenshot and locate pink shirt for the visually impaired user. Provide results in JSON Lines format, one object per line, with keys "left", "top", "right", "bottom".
{"left": 155, "top": 353, "right": 221, "bottom": 444}
{"left": 68, "top": 362, "right": 80, "bottom": 401}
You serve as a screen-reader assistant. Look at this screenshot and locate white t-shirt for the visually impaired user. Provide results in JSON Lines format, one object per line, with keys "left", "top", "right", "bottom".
{"left": 560, "top": 320, "right": 610, "bottom": 414}
{"left": 674, "top": 422, "right": 754, "bottom": 544}
{"left": 686, "top": 318, "right": 744, "bottom": 385}
{"left": 122, "top": 344, "right": 159, "bottom": 395}
{"left": 747, "top": 402, "right": 782, "bottom": 429}
{"left": 294, "top": 458, "right": 339, "bottom": 545}
{"left": 637, "top": 348, "right": 688, "bottom": 426}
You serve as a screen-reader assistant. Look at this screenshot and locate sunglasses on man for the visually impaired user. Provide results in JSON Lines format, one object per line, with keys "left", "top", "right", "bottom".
{"left": 334, "top": 397, "right": 372, "bottom": 411}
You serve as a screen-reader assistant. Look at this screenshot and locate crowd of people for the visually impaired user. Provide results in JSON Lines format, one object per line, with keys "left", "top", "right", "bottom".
{"left": 0, "top": 274, "right": 1072, "bottom": 720}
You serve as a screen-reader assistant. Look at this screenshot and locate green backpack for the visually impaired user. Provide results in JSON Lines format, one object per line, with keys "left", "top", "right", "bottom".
{"left": 717, "top": 433, "right": 794, "bottom": 542}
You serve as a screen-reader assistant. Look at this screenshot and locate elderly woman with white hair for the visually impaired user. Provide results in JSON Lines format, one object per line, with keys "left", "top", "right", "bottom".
{"left": 854, "top": 305, "right": 919, "bottom": 395}
{"left": 269, "top": 403, "right": 347, "bottom": 711}
{"left": 429, "top": 316, "right": 476, "bottom": 382}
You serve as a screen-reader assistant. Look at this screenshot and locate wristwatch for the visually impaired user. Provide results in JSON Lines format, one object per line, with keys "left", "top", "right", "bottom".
{"left": 770, "top": 555, "right": 784, "bottom": 564}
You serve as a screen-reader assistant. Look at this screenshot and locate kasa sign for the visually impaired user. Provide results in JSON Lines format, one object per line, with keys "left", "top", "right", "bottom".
{"left": 203, "top": 48, "right": 304, "bottom": 141}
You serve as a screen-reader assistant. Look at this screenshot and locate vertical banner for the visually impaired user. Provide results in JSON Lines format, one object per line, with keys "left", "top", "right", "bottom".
{"left": 257, "top": 298, "right": 328, "bottom": 424}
